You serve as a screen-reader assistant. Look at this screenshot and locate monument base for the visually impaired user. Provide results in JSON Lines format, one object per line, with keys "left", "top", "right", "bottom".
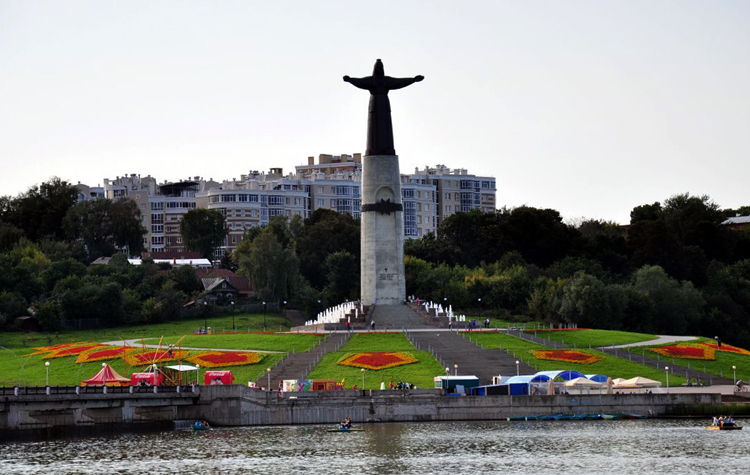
{"left": 360, "top": 154, "right": 406, "bottom": 306}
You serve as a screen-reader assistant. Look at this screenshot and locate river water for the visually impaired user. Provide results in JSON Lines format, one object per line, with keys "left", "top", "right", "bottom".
{"left": 0, "top": 420, "right": 747, "bottom": 474}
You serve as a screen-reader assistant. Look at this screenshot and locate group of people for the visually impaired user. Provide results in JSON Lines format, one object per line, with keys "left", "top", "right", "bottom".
{"left": 196, "top": 327, "right": 212, "bottom": 334}
{"left": 194, "top": 420, "right": 211, "bottom": 430}
{"left": 382, "top": 380, "right": 415, "bottom": 390}
{"left": 712, "top": 415, "right": 735, "bottom": 427}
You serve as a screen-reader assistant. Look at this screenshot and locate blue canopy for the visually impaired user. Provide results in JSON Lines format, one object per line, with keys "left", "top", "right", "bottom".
{"left": 585, "top": 374, "right": 609, "bottom": 383}
{"left": 503, "top": 375, "right": 535, "bottom": 384}
{"left": 531, "top": 370, "right": 586, "bottom": 382}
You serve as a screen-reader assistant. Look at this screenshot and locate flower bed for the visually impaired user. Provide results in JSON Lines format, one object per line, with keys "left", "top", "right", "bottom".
{"left": 698, "top": 342, "right": 750, "bottom": 357}
{"left": 338, "top": 352, "right": 418, "bottom": 370}
{"left": 649, "top": 345, "right": 716, "bottom": 360}
{"left": 186, "top": 351, "right": 263, "bottom": 368}
{"left": 123, "top": 350, "right": 188, "bottom": 366}
{"left": 44, "top": 344, "right": 106, "bottom": 359}
{"left": 75, "top": 346, "right": 135, "bottom": 364}
{"left": 26, "top": 342, "right": 92, "bottom": 357}
{"left": 532, "top": 350, "right": 603, "bottom": 365}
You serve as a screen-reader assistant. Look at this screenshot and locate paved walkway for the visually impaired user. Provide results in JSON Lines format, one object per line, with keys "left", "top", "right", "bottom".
{"left": 606, "top": 335, "right": 699, "bottom": 349}
{"left": 102, "top": 339, "right": 285, "bottom": 354}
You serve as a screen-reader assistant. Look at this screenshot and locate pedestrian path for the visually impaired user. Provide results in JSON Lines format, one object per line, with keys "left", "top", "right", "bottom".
{"left": 101, "top": 339, "right": 285, "bottom": 353}
{"left": 606, "top": 335, "right": 699, "bottom": 349}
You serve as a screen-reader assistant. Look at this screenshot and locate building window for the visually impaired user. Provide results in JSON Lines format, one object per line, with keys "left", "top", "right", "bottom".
{"left": 221, "top": 194, "right": 236, "bottom": 202}
{"left": 151, "top": 202, "right": 164, "bottom": 210}
{"left": 238, "top": 194, "right": 248, "bottom": 202}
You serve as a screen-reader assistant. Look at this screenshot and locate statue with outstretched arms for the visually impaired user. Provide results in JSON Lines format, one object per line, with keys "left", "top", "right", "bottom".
{"left": 344, "top": 59, "right": 424, "bottom": 156}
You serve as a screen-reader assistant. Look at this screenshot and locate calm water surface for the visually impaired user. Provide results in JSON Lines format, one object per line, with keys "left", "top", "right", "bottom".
{"left": 1, "top": 420, "right": 748, "bottom": 474}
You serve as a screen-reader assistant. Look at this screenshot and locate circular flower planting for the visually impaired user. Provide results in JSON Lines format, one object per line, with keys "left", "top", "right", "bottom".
{"left": 75, "top": 346, "right": 135, "bottom": 364}
{"left": 532, "top": 350, "right": 604, "bottom": 365}
{"left": 649, "top": 345, "right": 716, "bottom": 360}
{"left": 123, "top": 350, "right": 188, "bottom": 366}
{"left": 44, "top": 344, "right": 106, "bottom": 359}
{"left": 338, "top": 352, "right": 418, "bottom": 370}
{"left": 186, "top": 351, "right": 263, "bottom": 368}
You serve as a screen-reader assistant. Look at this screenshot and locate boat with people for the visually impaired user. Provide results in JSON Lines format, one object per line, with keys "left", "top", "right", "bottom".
{"left": 192, "top": 420, "right": 212, "bottom": 431}
{"left": 706, "top": 416, "right": 742, "bottom": 431}
{"left": 328, "top": 416, "right": 363, "bottom": 432}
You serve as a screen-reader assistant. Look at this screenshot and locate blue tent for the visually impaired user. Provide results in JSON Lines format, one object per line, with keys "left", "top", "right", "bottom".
{"left": 585, "top": 374, "right": 609, "bottom": 383}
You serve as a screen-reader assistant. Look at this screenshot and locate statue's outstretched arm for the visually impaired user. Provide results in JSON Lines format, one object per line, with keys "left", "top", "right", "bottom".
{"left": 385, "top": 75, "right": 424, "bottom": 90}
{"left": 343, "top": 76, "right": 373, "bottom": 90}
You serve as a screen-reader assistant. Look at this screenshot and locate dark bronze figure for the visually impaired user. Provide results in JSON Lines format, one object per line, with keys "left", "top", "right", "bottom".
{"left": 344, "top": 59, "right": 423, "bottom": 156}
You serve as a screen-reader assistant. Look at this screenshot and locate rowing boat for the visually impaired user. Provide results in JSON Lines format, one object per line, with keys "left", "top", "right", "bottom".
{"left": 706, "top": 425, "right": 742, "bottom": 431}
{"left": 327, "top": 428, "right": 365, "bottom": 433}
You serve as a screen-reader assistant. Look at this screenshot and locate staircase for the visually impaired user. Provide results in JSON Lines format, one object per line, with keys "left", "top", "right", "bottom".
{"left": 369, "top": 304, "right": 435, "bottom": 329}
{"left": 407, "top": 331, "right": 534, "bottom": 385}
{"left": 256, "top": 332, "right": 351, "bottom": 389}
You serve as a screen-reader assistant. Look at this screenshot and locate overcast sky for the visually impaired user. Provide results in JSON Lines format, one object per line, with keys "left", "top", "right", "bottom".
{"left": 1, "top": 0, "right": 748, "bottom": 223}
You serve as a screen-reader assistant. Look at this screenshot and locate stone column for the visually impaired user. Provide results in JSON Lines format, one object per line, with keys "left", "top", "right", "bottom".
{"left": 361, "top": 154, "right": 406, "bottom": 305}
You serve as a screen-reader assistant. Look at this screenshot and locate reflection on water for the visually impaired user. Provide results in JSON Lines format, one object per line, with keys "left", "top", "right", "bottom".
{"left": 0, "top": 420, "right": 748, "bottom": 474}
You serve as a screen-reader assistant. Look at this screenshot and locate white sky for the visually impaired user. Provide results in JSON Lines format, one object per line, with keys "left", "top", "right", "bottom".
{"left": 1, "top": 0, "right": 748, "bottom": 224}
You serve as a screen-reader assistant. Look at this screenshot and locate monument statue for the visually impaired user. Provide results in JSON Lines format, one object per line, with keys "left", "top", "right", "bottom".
{"left": 344, "top": 59, "right": 424, "bottom": 156}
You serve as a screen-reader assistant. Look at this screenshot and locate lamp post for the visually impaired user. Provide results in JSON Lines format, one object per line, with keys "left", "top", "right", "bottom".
{"left": 196, "top": 364, "right": 200, "bottom": 385}
{"left": 45, "top": 361, "right": 50, "bottom": 387}
{"left": 361, "top": 368, "right": 365, "bottom": 390}
{"left": 454, "top": 364, "right": 458, "bottom": 377}
{"left": 231, "top": 301, "right": 235, "bottom": 331}
{"left": 203, "top": 301, "right": 208, "bottom": 333}
{"left": 665, "top": 366, "right": 669, "bottom": 393}
{"left": 266, "top": 367, "right": 271, "bottom": 391}
{"left": 516, "top": 360, "right": 520, "bottom": 376}
{"left": 262, "top": 301, "right": 267, "bottom": 331}
{"left": 733, "top": 365, "right": 737, "bottom": 385}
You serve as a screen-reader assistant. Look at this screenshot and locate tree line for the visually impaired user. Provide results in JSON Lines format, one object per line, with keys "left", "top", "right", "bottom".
{"left": 2, "top": 178, "right": 750, "bottom": 347}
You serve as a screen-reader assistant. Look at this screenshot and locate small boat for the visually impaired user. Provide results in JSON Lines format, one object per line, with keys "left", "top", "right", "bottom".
{"left": 192, "top": 422, "right": 211, "bottom": 431}
{"left": 327, "top": 427, "right": 365, "bottom": 433}
{"left": 706, "top": 425, "right": 742, "bottom": 431}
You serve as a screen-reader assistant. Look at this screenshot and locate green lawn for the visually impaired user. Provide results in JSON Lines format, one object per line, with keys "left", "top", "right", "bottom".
{"left": 0, "top": 312, "right": 289, "bottom": 350}
{"left": 307, "top": 333, "right": 444, "bottom": 390}
{"left": 0, "top": 347, "right": 283, "bottom": 387}
{"left": 627, "top": 338, "right": 750, "bottom": 382}
{"left": 529, "top": 329, "right": 658, "bottom": 348}
{"left": 140, "top": 333, "right": 323, "bottom": 353}
{"left": 464, "top": 332, "right": 686, "bottom": 385}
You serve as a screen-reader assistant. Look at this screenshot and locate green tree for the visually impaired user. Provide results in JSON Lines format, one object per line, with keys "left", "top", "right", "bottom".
{"left": 63, "top": 198, "right": 145, "bottom": 260}
{"left": 0, "top": 177, "right": 79, "bottom": 241}
{"left": 323, "top": 251, "right": 359, "bottom": 304}
{"left": 236, "top": 230, "right": 299, "bottom": 302}
{"left": 631, "top": 265, "right": 705, "bottom": 334}
{"left": 180, "top": 209, "right": 227, "bottom": 260}
{"left": 296, "top": 209, "right": 359, "bottom": 290}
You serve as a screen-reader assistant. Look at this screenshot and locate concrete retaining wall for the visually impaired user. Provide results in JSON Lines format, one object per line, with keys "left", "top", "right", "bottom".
{"left": 0, "top": 386, "right": 721, "bottom": 439}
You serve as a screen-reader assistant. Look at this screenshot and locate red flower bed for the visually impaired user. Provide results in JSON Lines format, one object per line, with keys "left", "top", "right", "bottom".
{"left": 338, "top": 352, "right": 418, "bottom": 370}
{"left": 44, "top": 344, "right": 106, "bottom": 359}
{"left": 26, "top": 342, "right": 92, "bottom": 357}
{"left": 123, "top": 350, "right": 187, "bottom": 366}
{"left": 649, "top": 345, "right": 715, "bottom": 360}
{"left": 186, "top": 351, "right": 263, "bottom": 368}
{"left": 76, "top": 346, "right": 134, "bottom": 364}
{"left": 532, "top": 350, "right": 603, "bottom": 365}
{"left": 698, "top": 342, "right": 750, "bottom": 356}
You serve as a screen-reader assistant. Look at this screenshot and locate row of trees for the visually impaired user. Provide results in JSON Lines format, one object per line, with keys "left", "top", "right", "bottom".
{"left": 2, "top": 177, "right": 749, "bottom": 347}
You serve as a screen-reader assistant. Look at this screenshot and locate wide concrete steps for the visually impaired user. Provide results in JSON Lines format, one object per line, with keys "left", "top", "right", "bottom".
{"left": 370, "top": 305, "right": 434, "bottom": 329}
{"left": 407, "top": 331, "right": 534, "bottom": 385}
{"left": 257, "top": 333, "right": 350, "bottom": 389}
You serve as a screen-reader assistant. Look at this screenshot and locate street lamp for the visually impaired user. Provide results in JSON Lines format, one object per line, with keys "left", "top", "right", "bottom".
{"left": 361, "top": 368, "right": 365, "bottom": 390}
{"left": 733, "top": 365, "right": 737, "bottom": 385}
{"left": 454, "top": 364, "right": 458, "bottom": 376}
{"left": 231, "top": 301, "right": 235, "bottom": 331}
{"left": 196, "top": 364, "right": 200, "bottom": 385}
{"left": 266, "top": 367, "right": 271, "bottom": 391}
{"left": 516, "top": 360, "right": 520, "bottom": 376}
{"left": 262, "top": 301, "right": 267, "bottom": 331}
{"left": 665, "top": 366, "right": 670, "bottom": 393}
{"left": 203, "top": 301, "right": 208, "bottom": 333}
{"left": 45, "top": 361, "right": 50, "bottom": 386}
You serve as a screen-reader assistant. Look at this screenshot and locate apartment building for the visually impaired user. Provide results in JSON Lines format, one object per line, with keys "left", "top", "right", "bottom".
{"left": 83, "top": 156, "right": 496, "bottom": 259}
{"left": 196, "top": 169, "right": 309, "bottom": 260}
